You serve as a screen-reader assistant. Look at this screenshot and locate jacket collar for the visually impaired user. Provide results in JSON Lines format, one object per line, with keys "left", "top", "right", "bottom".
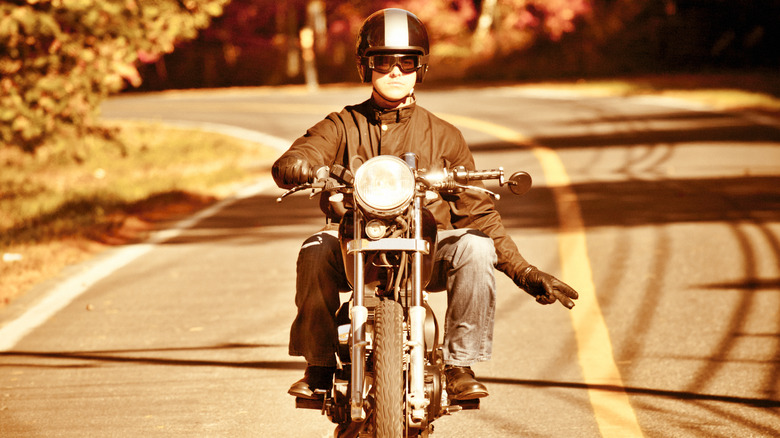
{"left": 367, "top": 99, "right": 416, "bottom": 125}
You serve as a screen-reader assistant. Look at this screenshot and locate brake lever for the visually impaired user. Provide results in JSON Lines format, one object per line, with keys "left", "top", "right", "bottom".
{"left": 276, "top": 183, "right": 313, "bottom": 202}
{"left": 277, "top": 179, "right": 348, "bottom": 202}
{"left": 434, "top": 182, "right": 500, "bottom": 200}
{"left": 462, "top": 184, "right": 501, "bottom": 200}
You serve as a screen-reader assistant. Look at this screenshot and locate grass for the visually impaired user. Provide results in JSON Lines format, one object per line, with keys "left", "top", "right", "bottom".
{"left": 1, "top": 121, "right": 279, "bottom": 306}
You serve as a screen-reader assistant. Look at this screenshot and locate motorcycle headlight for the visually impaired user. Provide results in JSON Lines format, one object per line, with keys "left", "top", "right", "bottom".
{"left": 354, "top": 156, "right": 415, "bottom": 217}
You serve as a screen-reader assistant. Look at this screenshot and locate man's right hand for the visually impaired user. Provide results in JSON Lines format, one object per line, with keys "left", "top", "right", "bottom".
{"left": 272, "top": 155, "right": 314, "bottom": 188}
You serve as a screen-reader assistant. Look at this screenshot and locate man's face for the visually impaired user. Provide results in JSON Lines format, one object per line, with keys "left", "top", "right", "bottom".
{"left": 370, "top": 54, "right": 418, "bottom": 106}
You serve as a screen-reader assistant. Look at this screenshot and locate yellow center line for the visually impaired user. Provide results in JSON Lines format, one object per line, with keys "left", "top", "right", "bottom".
{"left": 440, "top": 113, "right": 644, "bottom": 437}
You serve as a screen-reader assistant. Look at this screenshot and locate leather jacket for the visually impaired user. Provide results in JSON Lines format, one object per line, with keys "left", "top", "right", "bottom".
{"left": 272, "top": 98, "right": 531, "bottom": 284}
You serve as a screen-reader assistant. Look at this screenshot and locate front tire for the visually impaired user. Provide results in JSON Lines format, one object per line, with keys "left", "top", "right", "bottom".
{"left": 374, "top": 299, "right": 404, "bottom": 437}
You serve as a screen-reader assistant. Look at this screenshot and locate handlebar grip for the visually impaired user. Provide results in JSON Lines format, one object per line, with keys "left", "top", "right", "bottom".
{"left": 451, "top": 166, "right": 504, "bottom": 183}
{"left": 467, "top": 169, "right": 503, "bottom": 180}
{"left": 330, "top": 164, "right": 353, "bottom": 184}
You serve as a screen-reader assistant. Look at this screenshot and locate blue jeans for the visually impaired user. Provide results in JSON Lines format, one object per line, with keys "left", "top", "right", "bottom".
{"left": 288, "top": 228, "right": 497, "bottom": 367}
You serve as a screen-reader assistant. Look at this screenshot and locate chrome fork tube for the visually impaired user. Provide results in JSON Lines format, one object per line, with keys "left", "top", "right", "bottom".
{"left": 411, "top": 195, "right": 424, "bottom": 308}
{"left": 404, "top": 151, "right": 424, "bottom": 310}
{"left": 402, "top": 151, "right": 428, "bottom": 420}
{"left": 350, "top": 212, "right": 367, "bottom": 421}
{"left": 408, "top": 190, "right": 428, "bottom": 421}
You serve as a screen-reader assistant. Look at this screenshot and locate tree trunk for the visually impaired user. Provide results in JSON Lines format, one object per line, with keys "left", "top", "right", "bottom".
{"left": 473, "top": 0, "right": 498, "bottom": 51}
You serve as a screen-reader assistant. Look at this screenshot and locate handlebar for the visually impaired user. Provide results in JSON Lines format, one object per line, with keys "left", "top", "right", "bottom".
{"left": 276, "top": 163, "right": 531, "bottom": 203}
{"left": 426, "top": 166, "right": 532, "bottom": 198}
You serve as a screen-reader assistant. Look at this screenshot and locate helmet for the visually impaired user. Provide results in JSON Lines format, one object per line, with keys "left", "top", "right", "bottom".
{"left": 356, "top": 9, "right": 429, "bottom": 83}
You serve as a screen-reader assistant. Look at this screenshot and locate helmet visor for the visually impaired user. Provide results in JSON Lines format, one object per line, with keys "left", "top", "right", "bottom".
{"left": 368, "top": 54, "right": 422, "bottom": 74}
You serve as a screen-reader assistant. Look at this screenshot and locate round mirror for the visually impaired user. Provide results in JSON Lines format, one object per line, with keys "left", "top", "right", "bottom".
{"left": 508, "top": 171, "right": 532, "bottom": 196}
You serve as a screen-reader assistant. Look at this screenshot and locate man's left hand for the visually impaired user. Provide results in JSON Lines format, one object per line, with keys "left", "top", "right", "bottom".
{"left": 516, "top": 266, "right": 579, "bottom": 309}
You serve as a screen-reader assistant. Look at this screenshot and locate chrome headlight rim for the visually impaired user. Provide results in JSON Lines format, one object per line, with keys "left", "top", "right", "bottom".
{"left": 354, "top": 155, "right": 415, "bottom": 218}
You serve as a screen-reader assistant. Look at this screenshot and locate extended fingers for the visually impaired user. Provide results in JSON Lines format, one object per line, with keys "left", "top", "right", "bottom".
{"left": 551, "top": 280, "right": 577, "bottom": 309}
{"left": 553, "top": 290, "right": 576, "bottom": 309}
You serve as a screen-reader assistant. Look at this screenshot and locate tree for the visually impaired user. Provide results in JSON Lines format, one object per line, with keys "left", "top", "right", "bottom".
{"left": 135, "top": 0, "right": 595, "bottom": 88}
{"left": 0, "top": 0, "right": 228, "bottom": 152}
{"left": 377, "top": 0, "right": 590, "bottom": 67}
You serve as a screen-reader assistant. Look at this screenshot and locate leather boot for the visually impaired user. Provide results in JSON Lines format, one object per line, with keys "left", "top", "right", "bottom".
{"left": 444, "top": 365, "right": 489, "bottom": 400}
{"left": 288, "top": 365, "right": 335, "bottom": 399}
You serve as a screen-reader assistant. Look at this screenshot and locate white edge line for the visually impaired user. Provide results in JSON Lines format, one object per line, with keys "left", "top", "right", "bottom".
{"left": 0, "top": 123, "right": 290, "bottom": 351}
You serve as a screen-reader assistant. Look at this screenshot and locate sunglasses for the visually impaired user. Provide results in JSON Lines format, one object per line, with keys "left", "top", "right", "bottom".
{"left": 368, "top": 54, "right": 422, "bottom": 74}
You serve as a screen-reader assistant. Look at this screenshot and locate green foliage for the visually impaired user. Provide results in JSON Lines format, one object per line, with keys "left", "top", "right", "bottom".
{"left": 0, "top": 0, "right": 228, "bottom": 152}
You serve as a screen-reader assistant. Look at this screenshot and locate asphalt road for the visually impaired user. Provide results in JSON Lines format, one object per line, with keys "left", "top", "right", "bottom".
{"left": 1, "top": 84, "right": 779, "bottom": 437}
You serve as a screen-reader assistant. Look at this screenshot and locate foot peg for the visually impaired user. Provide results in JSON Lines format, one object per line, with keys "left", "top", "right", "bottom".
{"left": 295, "top": 396, "right": 325, "bottom": 410}
{"left": 451, "top": 399, "right": 480, "bottom": 410}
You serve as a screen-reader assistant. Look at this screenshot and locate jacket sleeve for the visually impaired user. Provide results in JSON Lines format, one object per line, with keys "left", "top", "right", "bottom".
{"left": 444, "top": 129, "right": 532, "bottom": 284}
{"left": 450, "top": 190, "right": 531, "bottom": 284}
{"left": 271, "top": 113, "right": 343, "bottom": 189}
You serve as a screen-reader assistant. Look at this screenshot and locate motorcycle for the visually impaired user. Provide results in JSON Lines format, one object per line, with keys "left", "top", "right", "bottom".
{"left": 277, "top": 152, "right": 532, "bottom": 437}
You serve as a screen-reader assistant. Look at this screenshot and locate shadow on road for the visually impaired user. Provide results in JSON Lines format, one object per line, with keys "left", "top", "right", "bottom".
{"left": 494, "top": 175, "right": 780, "bottom": 230}
{"left": 480, "top": 376, "right": 780, "bottom": 408}
{"left": 2, "top": 344, "right": 777, "bottom": 434}
{"left": 160, "top": 192, "right": 326, "bottom": 245}
{"left": 0, "top": 343, "right": 304, "bottom": 371}
{"left": 470, "top": 109, "right": 780, "bottom": 152}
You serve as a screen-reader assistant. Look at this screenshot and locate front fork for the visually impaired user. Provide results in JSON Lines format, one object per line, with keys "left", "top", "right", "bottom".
{"left": 348, "top": 199, "right": 430, "bottom": 424}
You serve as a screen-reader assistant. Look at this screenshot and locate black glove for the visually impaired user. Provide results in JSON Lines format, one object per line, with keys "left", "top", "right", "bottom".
{"left": 272, "top": 155, "right": 314, "bottom": 188}
{"left": 516, "top": 266, "right": 578, "bottom": 309}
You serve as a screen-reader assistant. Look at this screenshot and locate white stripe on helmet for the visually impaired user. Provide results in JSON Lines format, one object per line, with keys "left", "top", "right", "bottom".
{"left": 383, "top": 9, "right": 410, "bottom": 47}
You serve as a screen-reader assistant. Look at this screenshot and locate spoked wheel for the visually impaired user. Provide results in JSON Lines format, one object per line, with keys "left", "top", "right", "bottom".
{"left": 374, "top": 299, "right": 404, "bottom": 437}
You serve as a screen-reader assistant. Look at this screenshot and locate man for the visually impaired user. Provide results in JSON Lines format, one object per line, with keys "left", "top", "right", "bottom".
{"left": 272, "top": 8, "right": 578, "bottom": 402}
